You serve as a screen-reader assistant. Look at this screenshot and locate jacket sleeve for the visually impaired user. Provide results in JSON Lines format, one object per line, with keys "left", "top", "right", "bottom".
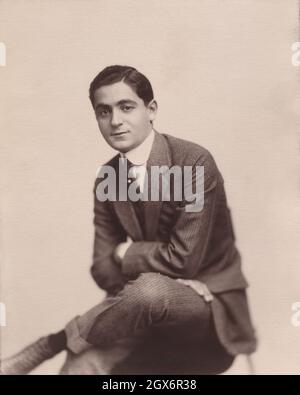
{"left": 90, "top": 180, "right": 128, "bottom": 294}
{"left": 121, "top": 152, "right": 221, "bottom": 279}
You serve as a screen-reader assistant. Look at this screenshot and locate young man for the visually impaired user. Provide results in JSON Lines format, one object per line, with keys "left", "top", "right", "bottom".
{"left": 1, "top": 65, "right": 256, "bottom": 375}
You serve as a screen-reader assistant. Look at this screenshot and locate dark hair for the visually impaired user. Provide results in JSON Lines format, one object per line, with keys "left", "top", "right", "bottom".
{"left": 89, "top": 65, "right": 154, "bottom": 108}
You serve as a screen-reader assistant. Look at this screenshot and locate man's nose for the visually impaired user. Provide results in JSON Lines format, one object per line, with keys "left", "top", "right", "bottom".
{"left": 111, "top": 109, "right": 123, "bottom": 127}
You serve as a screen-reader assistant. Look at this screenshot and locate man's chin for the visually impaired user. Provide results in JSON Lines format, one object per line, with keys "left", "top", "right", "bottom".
{"left": 110, "top": 141, "right": 133, "bottom": 153}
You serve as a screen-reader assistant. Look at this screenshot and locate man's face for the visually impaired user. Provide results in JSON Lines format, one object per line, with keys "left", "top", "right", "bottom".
{"left": 93, "top": 81, "right": 157, "bottom": 153}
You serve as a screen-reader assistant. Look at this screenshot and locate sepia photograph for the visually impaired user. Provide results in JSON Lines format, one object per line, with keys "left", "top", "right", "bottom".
{"left": 0, "top": 0, "right": 299, "bottom": 375}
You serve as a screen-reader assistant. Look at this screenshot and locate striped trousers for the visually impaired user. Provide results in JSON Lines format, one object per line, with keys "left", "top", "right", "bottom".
{"left": 63, "top": 273, "right": 234, "bottom": 374}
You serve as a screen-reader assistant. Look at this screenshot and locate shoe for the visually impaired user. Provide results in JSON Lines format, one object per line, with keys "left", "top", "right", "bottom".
{"left": 0, "top": 336, "right": 58, "bottom": 375}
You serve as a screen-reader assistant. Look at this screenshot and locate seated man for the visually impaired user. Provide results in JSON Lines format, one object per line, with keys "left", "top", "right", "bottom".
{"left": 1, "top": 65, "right": 256, "bottom": 375}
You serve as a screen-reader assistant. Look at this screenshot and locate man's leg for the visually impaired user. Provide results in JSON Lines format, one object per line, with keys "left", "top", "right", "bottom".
{"left": 62, "top": 272, "right": 233, "bottom": 375}
{"left": 65, "top": 272, "right": 212, "bottom": 354}
{"left": 0, "top": 332, "right": 67, "bottom": 375}
{"left": 110, "top": 320, "right": 234, "bottom": 375}
{"left": 1, "top": 272, "right": 225, "bottom": 374}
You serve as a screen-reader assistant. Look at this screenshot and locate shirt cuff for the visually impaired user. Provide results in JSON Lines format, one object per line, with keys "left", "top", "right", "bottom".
{"left": 115, "top": 239, "right": 133, "bottom": 262}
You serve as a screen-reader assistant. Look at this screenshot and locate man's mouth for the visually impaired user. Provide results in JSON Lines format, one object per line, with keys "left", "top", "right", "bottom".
{"left": 111, "top": 131, "right": 129, "bottom": 137}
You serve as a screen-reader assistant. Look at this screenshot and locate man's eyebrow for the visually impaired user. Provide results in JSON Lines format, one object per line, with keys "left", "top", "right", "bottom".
{"left": 95, "top": 103, "right": 110, "bottom": 111}
{"left": 95, "top": 99, "right": 137, "bottom": 111}
{"left": 117, "top": 99, "right": 137, "bottom": 105}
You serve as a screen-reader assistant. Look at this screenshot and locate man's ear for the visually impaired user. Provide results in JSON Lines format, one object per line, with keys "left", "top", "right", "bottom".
{"left": 147, "top": 99, "right": 157, "bottom": 122}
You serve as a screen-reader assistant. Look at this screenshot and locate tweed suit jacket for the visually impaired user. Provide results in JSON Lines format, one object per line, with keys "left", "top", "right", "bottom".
{"left": 91, "top": 131, "right": 257, "bottom": 356}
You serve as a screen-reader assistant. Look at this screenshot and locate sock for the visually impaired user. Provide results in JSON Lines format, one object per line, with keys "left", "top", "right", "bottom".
{"left": 48, "top": 330, "right": 67, "bottom": 354}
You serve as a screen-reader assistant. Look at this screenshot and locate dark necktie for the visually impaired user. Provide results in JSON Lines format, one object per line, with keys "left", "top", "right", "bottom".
{"left": 126, "top": 159, "right": 144, "bottom": 235}
{"left": 127, "top": 160, "right": 141, "bottom": 195}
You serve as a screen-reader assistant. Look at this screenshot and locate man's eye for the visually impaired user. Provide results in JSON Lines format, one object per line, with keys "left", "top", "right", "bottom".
{"left": 121, "top": 105, "right": 134, "bottom": 112}
{"left": 98, "top": 109, "right": 109, "bottom": 117}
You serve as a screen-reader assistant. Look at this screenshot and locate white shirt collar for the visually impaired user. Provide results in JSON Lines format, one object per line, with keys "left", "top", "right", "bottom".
{"left": 120, "top": 129, "right": 155, "bottom": 166}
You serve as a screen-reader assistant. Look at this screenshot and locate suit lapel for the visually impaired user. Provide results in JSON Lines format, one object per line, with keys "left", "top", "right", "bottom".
{"left": 113, "top": 200, "right": 144, "bottom": 241}
{"left": 111, "top": 155, "right": 144, "bottom": 241}
{"left": 144, "top": 131, "right": 171, "bottom": 240}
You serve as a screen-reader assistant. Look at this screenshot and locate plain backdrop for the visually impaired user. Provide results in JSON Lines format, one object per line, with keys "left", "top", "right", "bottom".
{"left": 0, "top": 0, "right": 299, "bottom": 374}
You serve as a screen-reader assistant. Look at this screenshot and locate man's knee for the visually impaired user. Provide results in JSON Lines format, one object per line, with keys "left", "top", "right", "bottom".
{"left": 122, "top": 273, "right": 173, "bottom": 309}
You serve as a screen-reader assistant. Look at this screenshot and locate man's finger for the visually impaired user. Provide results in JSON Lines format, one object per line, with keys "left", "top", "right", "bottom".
{"left": 188, "top": 281, "right": 214, "bottom": 302}
{"left": 189, "top": 280, "right": 205, "bottom": 295}
{"left": 204, "top": 293, "right": 214, "bottom": 302}
{"left": 201, "top": 284, "right": 214, "bottom": 302}
{"left": 176, "top": 279, "right": 189, "bottom": 285}
{"left": 192, "top": 284, "right": 205, "bottom": 296}
{"left": 176, "top": 279, "right": 214, "bottom": 302}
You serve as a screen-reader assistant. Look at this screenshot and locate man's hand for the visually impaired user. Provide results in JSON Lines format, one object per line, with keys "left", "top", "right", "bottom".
{"left": 176, "top": 278, "right": 214, "bottom": 303}
{"left": 114, "top": 237, "right": 133, "bottom": 265}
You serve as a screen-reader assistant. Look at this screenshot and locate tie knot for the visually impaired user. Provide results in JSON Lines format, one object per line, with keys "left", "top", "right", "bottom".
{"left": 127, "top": 159, "right": 135, "bottom": 169}
{"left": 126, "top": 159, "right": 137, "bottom": 183}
